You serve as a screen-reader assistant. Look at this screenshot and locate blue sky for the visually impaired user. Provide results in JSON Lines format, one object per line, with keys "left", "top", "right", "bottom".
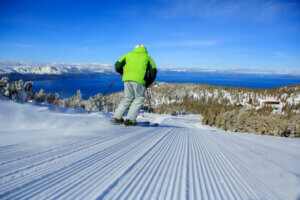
{"left": 0, "top": 0, "right": 299, "bottom": 73}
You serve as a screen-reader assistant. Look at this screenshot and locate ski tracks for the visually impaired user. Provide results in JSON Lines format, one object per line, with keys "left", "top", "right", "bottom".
{"left": 0, "top": 122, "right": 300, "bottom": 199}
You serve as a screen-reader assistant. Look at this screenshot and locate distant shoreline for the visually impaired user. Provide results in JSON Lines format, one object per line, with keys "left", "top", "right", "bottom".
{"left": 0, "top": 72, "right": 116, "bottom": 82}
{"left": 1, "top": 70, "right": 300, "bottom": 81}
{"left": 1, "top": 71, "right": 299, "bottom": 99}
{"left": 14, "top": 71, "right": 298, "bottom": 99}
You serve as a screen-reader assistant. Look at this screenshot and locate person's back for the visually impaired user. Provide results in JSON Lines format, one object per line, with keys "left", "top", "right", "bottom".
{"left": 115, "top": 45, "right": 156, "bottom": 87}
{"left": 112, "top": 44, "right": 157, "bottom": 126}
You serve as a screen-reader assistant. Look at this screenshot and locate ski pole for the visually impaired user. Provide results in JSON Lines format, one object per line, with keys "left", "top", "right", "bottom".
{"left": 88, "top": 74, "right": 121, "bottom": 113}
{"left": 146, "top": 89, "right": 153, "bottom": 113}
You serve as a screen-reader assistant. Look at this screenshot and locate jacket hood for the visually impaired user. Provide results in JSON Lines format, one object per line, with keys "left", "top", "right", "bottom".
{"left": 133, "top": 46, "right": 148, "bottom": 54}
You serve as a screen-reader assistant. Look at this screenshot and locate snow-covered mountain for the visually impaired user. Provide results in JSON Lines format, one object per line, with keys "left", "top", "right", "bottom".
{"left": 0, "top": 60, "right": 115, "bottom": 76}
{"left": 158, "top": 66, "right": 300, "bottom": 75}
{"left": 2, "top": 60, "right": 299, "bottom": 77}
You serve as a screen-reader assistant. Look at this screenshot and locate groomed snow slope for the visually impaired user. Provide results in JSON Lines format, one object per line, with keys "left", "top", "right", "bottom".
{"left": 0, "top": 101, "right": 299, "bottom": 200}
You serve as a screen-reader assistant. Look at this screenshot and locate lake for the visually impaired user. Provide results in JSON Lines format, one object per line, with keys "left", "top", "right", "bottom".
{"left": 32, "top": 71, "right": 300, "bottom": 99}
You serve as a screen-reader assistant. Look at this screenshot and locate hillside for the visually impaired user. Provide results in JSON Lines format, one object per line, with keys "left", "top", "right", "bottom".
{"left": 1, "top": 77, "right": 299, "bottom": 137}
{"left": 102, "top": 82, "right": 300, "bottom": 137}
{"left": 0, "top": 101, "right": 299, "bottom": 199}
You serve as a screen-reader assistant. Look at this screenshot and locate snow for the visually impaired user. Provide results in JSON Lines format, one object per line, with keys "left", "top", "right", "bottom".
{"left": 0, "top": 101, "right": 299, "bottom": 199}
{"left": 0, "top": 62, "right": 115, "bottom": 75}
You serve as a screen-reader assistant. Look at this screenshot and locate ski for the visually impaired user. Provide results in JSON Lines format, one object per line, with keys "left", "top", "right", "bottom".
{"left": 116, "top": 121, "right": 159, "bottom": 127}
{"left": 111, "top": 119, "right": 159, "bottom": 127}
{"left": 137, "top": 121, "right": 159, "bottom": 127}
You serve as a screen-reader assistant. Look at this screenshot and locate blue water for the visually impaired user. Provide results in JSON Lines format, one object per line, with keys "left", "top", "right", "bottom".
{"left": 32, "top": 72, "right": 300, "bottom": 99}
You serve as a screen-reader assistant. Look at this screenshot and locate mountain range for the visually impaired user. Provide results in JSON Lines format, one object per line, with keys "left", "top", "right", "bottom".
{"left": 0, "top": 60, "right": 115, "bottom": 75}
{"left": 1, "top": 60, "right": 299, "bottom": 78}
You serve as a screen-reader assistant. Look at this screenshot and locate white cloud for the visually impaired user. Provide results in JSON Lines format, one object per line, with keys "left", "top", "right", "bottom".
{"left": 0, "top": 60, "right": 113, "bottom": 68}
{"left": 150, "top": 40, "right": 219, "bottom": 47}
{"left": 10, "top": 43, "right": 36, "bottom": 48}
{"left": 155, "top": 0, "right": 299, "bottom": 21}
{"left": 0, "top": 60, "right": 43, "bottom": 67}
{"left": 160, "top": 65, "right": 299, "bottom": 75}
{"left": 274, "top": 51, "right": 293, "bottom": 59}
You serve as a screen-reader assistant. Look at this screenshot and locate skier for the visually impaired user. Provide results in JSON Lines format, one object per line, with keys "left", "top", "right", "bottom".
{"left": 112, "top": 44, "right": 157, "bottom": 126}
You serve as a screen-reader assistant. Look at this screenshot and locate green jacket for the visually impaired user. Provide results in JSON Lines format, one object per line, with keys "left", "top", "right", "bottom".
{"left": 115, "top": 46, "right": 157, "bottom": 87}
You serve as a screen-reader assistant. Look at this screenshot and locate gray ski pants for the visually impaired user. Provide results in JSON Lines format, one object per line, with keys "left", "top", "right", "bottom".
{"left": 113, "top": 81, "right": 146, "bottom": 121}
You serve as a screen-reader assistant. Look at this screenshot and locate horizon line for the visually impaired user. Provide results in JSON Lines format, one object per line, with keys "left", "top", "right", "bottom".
{"left": 0, "top": 59, "right": 299, "bottom": 76}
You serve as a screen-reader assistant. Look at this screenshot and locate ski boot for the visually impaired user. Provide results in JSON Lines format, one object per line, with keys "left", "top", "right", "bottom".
{"left": 111, "top": 118, "right": 124, "bottom": 125}
{"left": 124, "top": 119, "right": 137, "bottom": 126}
